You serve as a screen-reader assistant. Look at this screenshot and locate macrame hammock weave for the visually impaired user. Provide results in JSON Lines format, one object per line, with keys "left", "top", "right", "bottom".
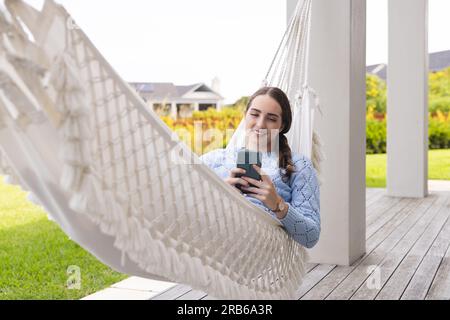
{"left": 0, "top": 0, "right": 324, "bottom": 299}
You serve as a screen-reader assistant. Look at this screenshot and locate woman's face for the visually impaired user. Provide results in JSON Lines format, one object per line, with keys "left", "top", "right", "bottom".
{"left": 244, "top": 94, "right": 283, "bottom": 152}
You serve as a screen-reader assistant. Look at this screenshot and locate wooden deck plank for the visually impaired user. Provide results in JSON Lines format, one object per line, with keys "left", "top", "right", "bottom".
{"left": 365, "top": 198, "right": 430, "bottom": 253}
{"left": 366, "top": 188, "right": 386, "bottom": 207}
{"left": 328, "top": 197, "right": 444, "bottom": 299}
{"left": 149, "top": 191, "right": 450, "bottom": 300}
{"left": 401, "top": 197, "right": 450, "bottom": 300}
{"left": 177, "top": 289, "right": 208, "bottom": 300}
{"left": 150, "top": 284, "right": 192, "bottom": 300}
{"left": 301, "top": 195, "right": 435, "bottom": 300}
{"left": 296, "top": 264, "right": 336, "bottom": 298}
{"left": 200, "top": 294, "right": 218, "bottom": 300}
{"left": 366, "top": 196, "right": 403, "bottom": 226}
{"left": 310, "top": 195, "right": 440, "bottom": 300}
{"left": 366, "top": 198, "right": 418, "bottom": 237}
{"left": 328, "top": 195, "right": 443, "bottom": 300}
{"left": 425, "top": 243, "right": 450, "bottom": 300}
{"left": 305, "top": 263, "right": 318, "bottom": 273}
{"left": 366, "top": 190, "right": 400, "bottom": 210}
{"left": 425, "top": 197, "right": 450, "bottom": 300}
{"left": 365, "top": 188, "right": 378, "bottom": 202}
{"left": 353, "top": 193, "right": 450, "bottom": 300}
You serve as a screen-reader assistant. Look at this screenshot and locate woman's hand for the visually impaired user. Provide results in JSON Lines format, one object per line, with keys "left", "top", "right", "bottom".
{"left": 240, "top": 164, "right": 282, "bottom": 212}
{"left": 224, "top": 168, "right": 250, "bottom": 190}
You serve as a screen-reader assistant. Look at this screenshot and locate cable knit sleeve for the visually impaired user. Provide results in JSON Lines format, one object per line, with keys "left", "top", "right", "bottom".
{"left": 278, "top": 156, "right": 321, "bottom": 249}
{"left": 198, "top": 149, "right": 221, "bottom": 169}
{"left": 198, "top": 148, "right": 229, "bottom": 179}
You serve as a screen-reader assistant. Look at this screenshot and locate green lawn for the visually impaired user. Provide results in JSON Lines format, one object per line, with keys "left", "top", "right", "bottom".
{"left": 0, "top": 149, "right": 448, "bottom": 299}
{"left": 0, "top": 178, "right": 128, "bottom": 300}
{"left": 366, "top": 149, "right": 450, "bottom": 188}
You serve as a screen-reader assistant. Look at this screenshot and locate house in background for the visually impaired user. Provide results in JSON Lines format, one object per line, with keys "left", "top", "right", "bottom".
{"left": 367, "top": 49, "right": 450, "bottom": 81}
{"left": 129, "top": 80, "right": 224, "bottom": 119}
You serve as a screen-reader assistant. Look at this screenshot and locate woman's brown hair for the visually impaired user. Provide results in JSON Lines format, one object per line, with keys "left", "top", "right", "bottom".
{"left": 245, "top": 86, "right": 295, "bottom": 183}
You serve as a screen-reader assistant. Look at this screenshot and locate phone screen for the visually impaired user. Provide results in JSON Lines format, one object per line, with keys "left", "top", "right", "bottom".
{"left": 235, "top": 148, "right": 262, "bottom": 193}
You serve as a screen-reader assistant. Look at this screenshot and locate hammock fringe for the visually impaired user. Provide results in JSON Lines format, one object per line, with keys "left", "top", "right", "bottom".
{"left": 0, "top": 0, "right": 316, "bottom": 300}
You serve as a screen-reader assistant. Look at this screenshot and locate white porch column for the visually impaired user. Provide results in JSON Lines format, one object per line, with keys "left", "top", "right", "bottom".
{"left": 387, "top": 0, "right": 428, "bottom": 198}
{"left": 193, "top": 102, "right": 199, "bottom": 112}
{"left": 287, "top": 0, "right": 367, "bottom": 265}
{"left": 170, "top": 102, "right": 177, "bottom": 119}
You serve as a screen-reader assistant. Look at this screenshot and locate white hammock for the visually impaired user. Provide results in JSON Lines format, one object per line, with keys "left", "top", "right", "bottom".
{"left": 0, "top": 0, "right": 323, "bottom": 299}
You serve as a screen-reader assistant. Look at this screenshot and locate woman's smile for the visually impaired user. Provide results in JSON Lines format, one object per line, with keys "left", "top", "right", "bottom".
{"left": 250, "top": 129, "right": 268, "bottom": 136}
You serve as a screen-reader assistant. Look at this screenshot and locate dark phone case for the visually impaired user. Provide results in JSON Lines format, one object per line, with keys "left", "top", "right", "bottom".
{"left": 235, "top": 149, "right": 262, "bottom": 193}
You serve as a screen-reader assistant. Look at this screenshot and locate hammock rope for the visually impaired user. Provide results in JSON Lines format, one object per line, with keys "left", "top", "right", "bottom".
{"left": 0, "top": 0, "right": 322, "bottom": 299}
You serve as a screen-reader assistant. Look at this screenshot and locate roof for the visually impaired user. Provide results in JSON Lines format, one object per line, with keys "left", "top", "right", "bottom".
{"left": 367, "top": 49, "right": 450, "bottom": 80}
{"left": 129, "top": 82, "right": 223, "bottom": 100}
{"left": 429, "top": 50, "right": 450, "bottom": 71}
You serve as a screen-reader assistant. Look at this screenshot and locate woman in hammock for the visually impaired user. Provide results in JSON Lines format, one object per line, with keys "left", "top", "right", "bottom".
{"left": 200, "top": 86, "right": 320, "bottom": 249}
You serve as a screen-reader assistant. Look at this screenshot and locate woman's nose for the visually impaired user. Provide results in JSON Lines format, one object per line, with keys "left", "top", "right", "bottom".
{"left": 256, "top": 117, "right": 267, "bottom": 129}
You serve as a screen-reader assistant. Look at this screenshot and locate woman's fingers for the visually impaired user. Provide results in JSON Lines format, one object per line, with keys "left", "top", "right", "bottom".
{"left": 246, "top": 193, "right": 264, "bottom": 201}
{"left": 225, "top": 177, "right": 250, "bottom": 187}
{"left": 240, "top": 186, "right": 267, "bottom": 195}
{"left": 241, "top": 175, "right": 265, "bottom": 189}
{"left": 230, "top": 167, "right": 246, "bottom": 178}
{"left": 252, "top": 164, "right": 271, "bottom": 184}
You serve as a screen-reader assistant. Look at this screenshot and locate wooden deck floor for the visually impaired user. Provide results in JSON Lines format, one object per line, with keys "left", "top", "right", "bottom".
{"left": 150, "top": 188, "right": 450, "bottom": 300}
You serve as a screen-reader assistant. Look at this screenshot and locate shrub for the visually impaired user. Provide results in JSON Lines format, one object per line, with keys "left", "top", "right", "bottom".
{"left": 365, "top": 107, "right": 450, "bottom": 153}
{"left": 366, "top": 121, "right": 387, "bottom": 154}
{"left": 366, "top": 74, "right": 387, "bottom": 114}
{"left": 429, "top": 96, "right": 450, "bottom": 115}
{"left": 160, "top": 107, "right": 243, "bottom": 154}
{"left": 429, "top": 111, "right": 450, "bottom": 149}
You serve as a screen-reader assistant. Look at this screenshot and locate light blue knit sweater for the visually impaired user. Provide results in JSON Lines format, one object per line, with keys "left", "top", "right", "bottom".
{"left": 199, "top": 147, "right": 321, "bottom": 248}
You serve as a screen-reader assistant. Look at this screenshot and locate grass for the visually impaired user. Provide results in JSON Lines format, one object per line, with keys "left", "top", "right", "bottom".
{"left": 366, "top": 153, "right": 389, "bottom": 188}
{"left": 0, "top": 149, "right": 448, "bottom": 299}
{"left": 366, "top": 149, "right": 450, "bottom": 188}
{"left": 0, "top": 178, "right": 128, "bottom": 300}
{"left": 428, "top": 149, "right": 450, "bottom": 180}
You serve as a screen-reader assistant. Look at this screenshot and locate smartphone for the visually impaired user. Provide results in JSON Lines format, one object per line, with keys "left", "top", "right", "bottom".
{"left": 235, "top": 148, "right": 262, "bottom": 193}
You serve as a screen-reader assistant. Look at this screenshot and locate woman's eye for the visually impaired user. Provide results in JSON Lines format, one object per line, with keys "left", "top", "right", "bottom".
{"left": 250, "top": 114, "right": 259, "bottom": 117}
{"left": 269, "top": 118, "right": 277, "bottom": 122}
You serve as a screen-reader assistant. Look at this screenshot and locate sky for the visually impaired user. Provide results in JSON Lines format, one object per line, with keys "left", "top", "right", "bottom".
{"left": 15, "top": 0, "right": 450, "bottom": 104}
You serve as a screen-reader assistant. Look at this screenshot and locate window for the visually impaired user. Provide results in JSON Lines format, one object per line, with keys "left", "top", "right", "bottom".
{"left": 199, "top": 104, "right": 216, "bottom": 111}
{"left": 153, "top": 103, "right": 171, "bottom": 116}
